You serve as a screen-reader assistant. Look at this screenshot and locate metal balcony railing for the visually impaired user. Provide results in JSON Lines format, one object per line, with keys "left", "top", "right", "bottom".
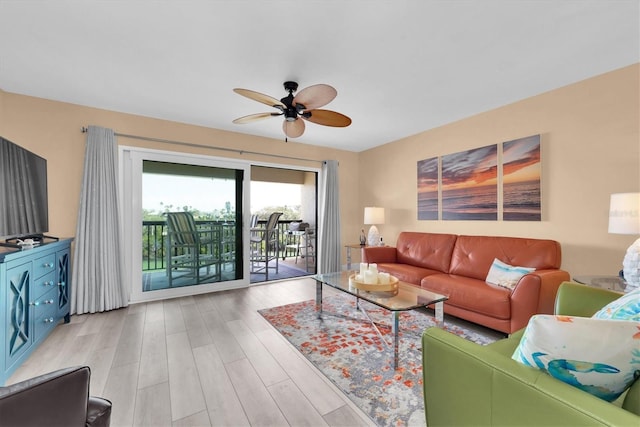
{"left": 142, "top": 219, "right": 302, "bottom": 271}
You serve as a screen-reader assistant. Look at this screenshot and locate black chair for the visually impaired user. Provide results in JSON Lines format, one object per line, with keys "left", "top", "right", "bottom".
{"left": 0, "top": 366, "right": 111, "bottom": 426}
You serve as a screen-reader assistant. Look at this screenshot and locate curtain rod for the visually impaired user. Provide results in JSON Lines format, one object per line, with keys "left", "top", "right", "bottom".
{"left": 80, "top": 126, "right": 323, "bottom": 164}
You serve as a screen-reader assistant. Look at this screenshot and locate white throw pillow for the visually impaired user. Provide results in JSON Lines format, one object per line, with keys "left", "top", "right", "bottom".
{"left": 592, "top": 287, "right": 640, "bottom": 321}
{"left": 512, "top": 314, "right": 640, "bottom": 402}
{"left": 485, "top": 258, "right": 535, "bottom": 289}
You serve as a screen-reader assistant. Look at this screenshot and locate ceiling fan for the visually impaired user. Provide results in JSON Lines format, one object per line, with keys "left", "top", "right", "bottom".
{"left": 232, "top": 81, "right": 352, "bottom": 139}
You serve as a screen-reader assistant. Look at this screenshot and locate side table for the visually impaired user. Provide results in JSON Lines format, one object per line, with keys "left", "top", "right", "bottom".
{"left": 572, "top": 275, "right": 632, "bottom": 293}
{"left": 345, "top": 243, "right": 366, "bottom": 270}
{"left": 345, "top": 243, "right": 391, "bottom": 270}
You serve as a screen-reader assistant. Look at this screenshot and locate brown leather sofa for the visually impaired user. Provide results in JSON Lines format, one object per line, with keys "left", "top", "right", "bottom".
{"left": 362, "top": 232, "right": 570, "bottom": 334}
{"left": 0, "top": 366, "right": 112, "bottom": 426}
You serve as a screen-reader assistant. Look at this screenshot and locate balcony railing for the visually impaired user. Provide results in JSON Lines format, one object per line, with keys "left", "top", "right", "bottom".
{"left": 142, "top": 219, "right": 303, "bottom": 271}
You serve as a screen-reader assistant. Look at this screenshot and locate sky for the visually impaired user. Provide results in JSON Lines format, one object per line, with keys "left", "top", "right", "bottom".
{"left": 143, "top": 174, "right": 301, "bottom": 212}
{"left": 442, "top": 145, "right": 498, "bottom": 190}
{"left": 502, "top": 135, "right": 541, "bottom": 184}
{"left": 251, "top": 181, "right": 302, "bottom": 210}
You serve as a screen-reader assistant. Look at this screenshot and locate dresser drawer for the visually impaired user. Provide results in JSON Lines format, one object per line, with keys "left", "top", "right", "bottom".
{"left": 33, "top": 288, "right": 57, "bottom": 316}
{"left": 33, "top": 253, "right": 56, "bottom": 279}
{"left": 32, "top": 271, "right": 57, "bottom": 300}
{"left": 33, "top": 291, "right": 58, "bottom": 341}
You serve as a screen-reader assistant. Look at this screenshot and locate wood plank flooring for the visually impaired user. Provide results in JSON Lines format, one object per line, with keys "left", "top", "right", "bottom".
{"left": 7, "top": 278, "right": 374, "bottom": 427}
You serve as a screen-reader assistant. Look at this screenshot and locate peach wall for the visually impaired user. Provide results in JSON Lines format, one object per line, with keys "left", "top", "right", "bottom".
{"left": 0, "top": 90, "right": 360, "bottom": 252}
{"left": 358, "top": 64, "right": 640, "bottom": 277}
{"left": 1, "top": 64, "right": 638, "bottom": 278}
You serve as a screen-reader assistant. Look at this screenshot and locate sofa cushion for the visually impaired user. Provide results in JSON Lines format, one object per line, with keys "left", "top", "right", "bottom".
{"left": 375, "top": 263, "right": 441, "bottom": 286}
{"left": 592, "top": 287, "right": 640, "bottom": 321}
{"left": 422, "top": 274, "right": 511, "bottom": 319}
{"left": 395, "top": 232, "right": 457, "bottom": 273}
{"left": 449, "top": 235, "right": 562, "bottom": 281}
{"left": 512, "top": 314, "right": 640, "bottom": 402}
{"left": 486, "top": 258, "right": 535, "bottom": 290}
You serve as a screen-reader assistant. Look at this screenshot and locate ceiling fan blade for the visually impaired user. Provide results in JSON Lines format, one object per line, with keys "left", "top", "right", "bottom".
{"left": 232, "top": 112, "right": 280, "bottom": 124}
{"left": 283, "top": 119, "right": 305, "bottom": 138}
{"left": 233, "top": 88, "right": 286, "bottom": 108}
{"left": 304, "top": 109, "right": 352, "bottom": 127}
{"left": 293, "top": 84, "right": 337, "bottom": 110}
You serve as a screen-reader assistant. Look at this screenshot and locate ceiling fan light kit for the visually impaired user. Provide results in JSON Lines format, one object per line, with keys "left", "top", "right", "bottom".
{"left": 233, "top": 81, "right": 351, "bottom": 139}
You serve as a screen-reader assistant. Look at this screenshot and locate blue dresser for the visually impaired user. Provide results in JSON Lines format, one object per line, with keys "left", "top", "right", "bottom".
{"left": 0, "top": 238, "right": 72, "bottom": 384}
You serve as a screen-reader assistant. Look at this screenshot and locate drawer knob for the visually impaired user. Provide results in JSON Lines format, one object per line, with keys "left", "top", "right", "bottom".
{"left": 43, "top": 317, "right": 55, "bottom": 323}
{"left": 43, "top": 262, "right": 54, "bottom": 268}
{"left": 45, "top": 281, "right": 55, "bottom": 286}
{"left": 45, "top": 299, "right": 54, "bottom": 305}
{"left": 29, "top": 301, "right": 38, "bottom": 306}
{"left": 57, "top": 282, "right": 65, "bottom": 287}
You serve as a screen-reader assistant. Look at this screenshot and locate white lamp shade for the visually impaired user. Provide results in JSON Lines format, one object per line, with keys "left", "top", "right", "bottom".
{"left": 608, "top": 192, "right": 640, "bottom": 287}
{"left": 608, "top": 193, "right": 640, "bottom": 234}
{"left": 364, "top": 207, "right": 385, "bottom": 225}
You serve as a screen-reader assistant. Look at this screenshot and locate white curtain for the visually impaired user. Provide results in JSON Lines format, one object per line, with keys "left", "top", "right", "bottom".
{"left": 319, "top": 160, "right": 341, "bottom": 273}
{"left": 71, "top": 126, "right": 128, "bottom": 314}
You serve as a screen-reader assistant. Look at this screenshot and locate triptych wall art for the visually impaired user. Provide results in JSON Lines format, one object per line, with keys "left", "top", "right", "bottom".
{"left": 417, "top": 134, "right": 541, "bottom": 221}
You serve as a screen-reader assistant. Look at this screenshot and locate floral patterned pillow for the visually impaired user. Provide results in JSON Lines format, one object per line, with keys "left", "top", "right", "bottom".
{"left": 512, "top": 314, "right": 640, "bottom": 402}
{"left": 592, "top": 287, "right": 640, "bottom": 321}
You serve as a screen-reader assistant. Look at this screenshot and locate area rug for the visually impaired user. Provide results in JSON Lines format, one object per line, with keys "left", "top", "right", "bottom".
{"left": 259, "top": 294, "right": 499, "bottom": 426}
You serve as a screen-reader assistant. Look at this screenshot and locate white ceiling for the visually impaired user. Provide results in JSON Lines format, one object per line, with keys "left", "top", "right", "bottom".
{"left": 0, "top": 1, "right": 638, "bottom": 152}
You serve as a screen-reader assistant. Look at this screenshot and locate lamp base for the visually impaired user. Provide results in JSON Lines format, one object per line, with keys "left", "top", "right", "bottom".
{"left": 622, "top": 237, "right": 640, "bottom": 287}
{"left": 367, "top": 225, "right": 379, "bottom": 247}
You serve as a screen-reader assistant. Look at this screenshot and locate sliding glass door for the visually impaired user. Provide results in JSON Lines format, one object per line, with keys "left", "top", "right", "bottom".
{"left": 121, "top": 147, "right": 250, "bottom": 303}
{"left": 142, "top": 160, "right": 243, "bottom": 290}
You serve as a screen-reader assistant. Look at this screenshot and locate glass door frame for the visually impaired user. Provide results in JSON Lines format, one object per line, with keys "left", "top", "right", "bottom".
{"left": 120, "top": 146, "right": 251, "bottom": 303}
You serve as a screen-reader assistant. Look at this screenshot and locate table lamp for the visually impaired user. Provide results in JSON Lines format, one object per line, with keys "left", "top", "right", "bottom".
{"left": 364, "top": 207, "right": 385, "bottom": 246}
{"left": 608, "top": 192, "right": 640, "bottom": 287}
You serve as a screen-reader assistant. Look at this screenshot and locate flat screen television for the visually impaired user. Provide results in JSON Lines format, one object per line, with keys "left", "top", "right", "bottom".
{"left": 0, "top": 136, "right": 49, "bottom": 242}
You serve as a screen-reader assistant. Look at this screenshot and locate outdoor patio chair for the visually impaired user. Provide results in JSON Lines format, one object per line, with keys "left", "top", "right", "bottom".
{"left": 250, "top": 212, "right": 282, "bottom": 280}
{"left": 298, "top": 227, "right": 316, "bottom": 273}
{"left": 284, "top": 225, "right": 316, "bottom": 273}
{"left": 165, "top": 211, "right": 221, "bottom": 287}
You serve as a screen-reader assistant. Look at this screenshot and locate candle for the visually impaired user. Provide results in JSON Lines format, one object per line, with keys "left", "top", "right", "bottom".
{"left": 364, "top": 269, "right": 377, "bottom": 284}
{"left": 359, "top": 262, "right": 367, "bottom": 276}
{"left": 378, "top": 272, "right": 390, "bottom": 284}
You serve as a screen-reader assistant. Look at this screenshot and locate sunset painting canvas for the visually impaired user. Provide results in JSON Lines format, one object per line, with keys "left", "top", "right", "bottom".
{"left": 442, "top": 145, "right": 498, "bottom": 220}
{"left": 503, "top": 134, "right": 541, "bottom": 221}
{"left": 417, "top": 157, "right": 438, "bottom": 220}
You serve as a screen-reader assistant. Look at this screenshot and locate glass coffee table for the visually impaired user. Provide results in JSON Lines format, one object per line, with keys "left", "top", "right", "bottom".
{"left": 313, "top": 271, "right": 448, "bottom": 369}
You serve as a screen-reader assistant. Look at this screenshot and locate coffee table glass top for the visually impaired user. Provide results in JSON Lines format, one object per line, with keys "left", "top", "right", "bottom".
{"left": 313, "top": 271, "right": 447, "bottom": 311}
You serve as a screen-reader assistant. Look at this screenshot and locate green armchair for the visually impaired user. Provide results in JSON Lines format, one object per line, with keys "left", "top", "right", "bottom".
{"left": 422, "top": 282, "right": 640, "bottom": 426}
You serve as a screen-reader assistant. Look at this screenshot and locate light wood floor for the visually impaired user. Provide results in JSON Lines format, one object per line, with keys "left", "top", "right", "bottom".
{"left": 7, "top": 278, "right": 374, "bottom": 427}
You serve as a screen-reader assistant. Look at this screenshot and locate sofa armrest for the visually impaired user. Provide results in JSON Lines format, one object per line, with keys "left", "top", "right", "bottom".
{"left": 361, "top": 246, "right": 397, "bottom": 264}
{"left": 526, "top": 269, "right": 571, "bottom": 314}
{"left": 506, "top": 268, "right": 567, "bottom": 332}
{"left": 508, "top": 274, "right": 542, "bottom": 332}
{"left": 555, "top": 281, "right": 622, "bottom": 317}
{"left": 422, "top": 328, "right": 639, "bottom": 426}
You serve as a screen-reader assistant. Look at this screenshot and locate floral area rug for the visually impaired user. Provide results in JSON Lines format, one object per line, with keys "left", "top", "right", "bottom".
{"left": 259, "top": 294, "right": 499, "bottom": 426}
